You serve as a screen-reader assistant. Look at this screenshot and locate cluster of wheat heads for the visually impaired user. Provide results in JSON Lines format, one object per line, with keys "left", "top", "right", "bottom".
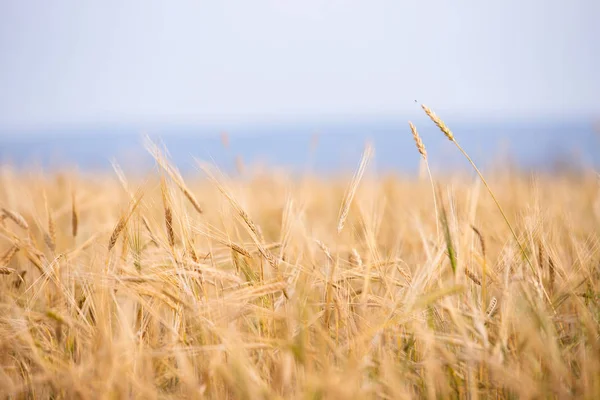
{"left": 0, "top": 112, "right": 599, "bottom": 399}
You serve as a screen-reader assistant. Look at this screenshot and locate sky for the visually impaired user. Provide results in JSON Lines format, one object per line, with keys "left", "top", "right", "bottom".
{"left": 0, "top": 0, "right": 598, "bottom": 131}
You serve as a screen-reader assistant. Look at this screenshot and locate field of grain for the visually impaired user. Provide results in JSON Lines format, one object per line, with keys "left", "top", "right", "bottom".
{"left": 1, "top": 111, "right": 599, "bottom": 399}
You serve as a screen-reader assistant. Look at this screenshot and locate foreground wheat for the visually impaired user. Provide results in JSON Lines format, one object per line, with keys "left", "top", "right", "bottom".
{"left": 0, "top": 148, "right": 598, "bottom": 399}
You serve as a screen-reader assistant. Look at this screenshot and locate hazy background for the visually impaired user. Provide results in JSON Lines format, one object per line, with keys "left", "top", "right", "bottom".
{"left": 0, "top": 1, "right": 598, "bottom": 173}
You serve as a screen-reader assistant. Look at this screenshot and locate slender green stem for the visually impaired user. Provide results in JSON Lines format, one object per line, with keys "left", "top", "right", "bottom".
{"left": 452, "top": 140, "right": 557, "bottom": 309}
{"left": 452, "top": 141, "right": 532, "bottom": 267}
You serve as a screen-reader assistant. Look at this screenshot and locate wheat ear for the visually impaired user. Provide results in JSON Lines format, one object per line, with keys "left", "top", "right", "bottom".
{"left": 71, "top": 190, "right": 78, "bottom": 238}
{"left": 409, "top": 122, "right": 439, "bottom": 238}
{"left": 160, "top": 176, "right": 175, "bottom": 249}
{"left": 337, "top": 142, "right": 373, "bottom": 234}
{"left": 108, "top": 191, "right": 144, "bottom": 252}
{"left": 0, "top": 245, "right": 19, "bottom": 272}
{"left": 1, "top": 208, "right": 29, "bottom": 230}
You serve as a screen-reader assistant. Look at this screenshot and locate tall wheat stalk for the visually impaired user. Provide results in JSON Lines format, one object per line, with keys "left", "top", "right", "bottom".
{"left": 337, "top": 142, "right": 373, "bottom": 234}
{"left": 409, "top": 122, "right": 439, "bottom": 238}
{"left": 421, "top": 104, "right": 559, "bottom": 311}
{"left": 420, "top": 105, "right": 533, "bottom": 270}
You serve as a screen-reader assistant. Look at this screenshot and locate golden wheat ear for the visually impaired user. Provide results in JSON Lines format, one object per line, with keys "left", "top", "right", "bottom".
{"left": 108, "top": 190, "right": 144, "bottom": 252}
{"left": 160, "top": 175, "right": 175, "bottom": 249}
{"left": 0, "top": 245, "right": 19, "bottom": 274}
{"left": 408, "top": 122, "right": 439, "bottom": 238}
{"left": 1, "top": 208, "right": 29, "bottom": 230}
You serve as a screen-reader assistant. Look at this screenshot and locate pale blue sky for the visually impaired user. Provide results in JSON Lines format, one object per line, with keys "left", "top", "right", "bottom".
{"left": 0, "top": 0, "right": 598, "bottom": 130}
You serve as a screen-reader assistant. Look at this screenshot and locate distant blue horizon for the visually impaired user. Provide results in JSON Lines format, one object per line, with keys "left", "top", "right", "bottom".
{"left": 1, "top": 117, "right": 598, "bottom": 176}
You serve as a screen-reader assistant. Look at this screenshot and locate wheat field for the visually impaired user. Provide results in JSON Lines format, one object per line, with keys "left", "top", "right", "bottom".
{"left": 1, "top": 111, "right": 599, "bottom": 399}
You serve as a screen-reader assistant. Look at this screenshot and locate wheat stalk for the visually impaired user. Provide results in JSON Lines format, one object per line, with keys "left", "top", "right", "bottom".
{"left": 409, "top": 122, "right": 439, "bottom": 238}
{"left": 421, "top": 104, "right": 534, "bottom": 272}
{"left": 141, "top": 216, "right": 158, "bottom": 247}
{"left": 196, "top": 162, "right": 287, "bottom": 298}
{"left": 145, "top": 136, "right": 203, "bottom": 215}
{"left": 108, "top": 191, "right": 144, "bottom": 252}
{"left": 337, "top": 142, "right": 373, "bottom": 234}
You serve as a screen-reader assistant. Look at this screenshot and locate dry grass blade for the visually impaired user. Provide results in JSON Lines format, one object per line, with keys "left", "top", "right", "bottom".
{"left": 1, "top": 208, "right": 29, "bottom": 230}
{"left": 145, "top": 136, "right": 203, "bottom": 215}
{"left": 337, "top": 142, "right": 373, "bottom": 234}
{"left": 193, "top": 226, "right": 252, "bottom": 258}
{"left": 141, "top": 216, "right": 158, "bottom": 247}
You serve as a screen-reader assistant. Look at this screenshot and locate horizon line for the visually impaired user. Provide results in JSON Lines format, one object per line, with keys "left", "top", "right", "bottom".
{"left": 1, "top": 112, "right": 598, "bottom": 136}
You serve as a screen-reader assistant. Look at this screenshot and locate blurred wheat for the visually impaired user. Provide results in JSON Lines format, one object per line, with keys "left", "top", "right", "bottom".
{"left": 0, "top": 134, "right": 598, "bottom": 400}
